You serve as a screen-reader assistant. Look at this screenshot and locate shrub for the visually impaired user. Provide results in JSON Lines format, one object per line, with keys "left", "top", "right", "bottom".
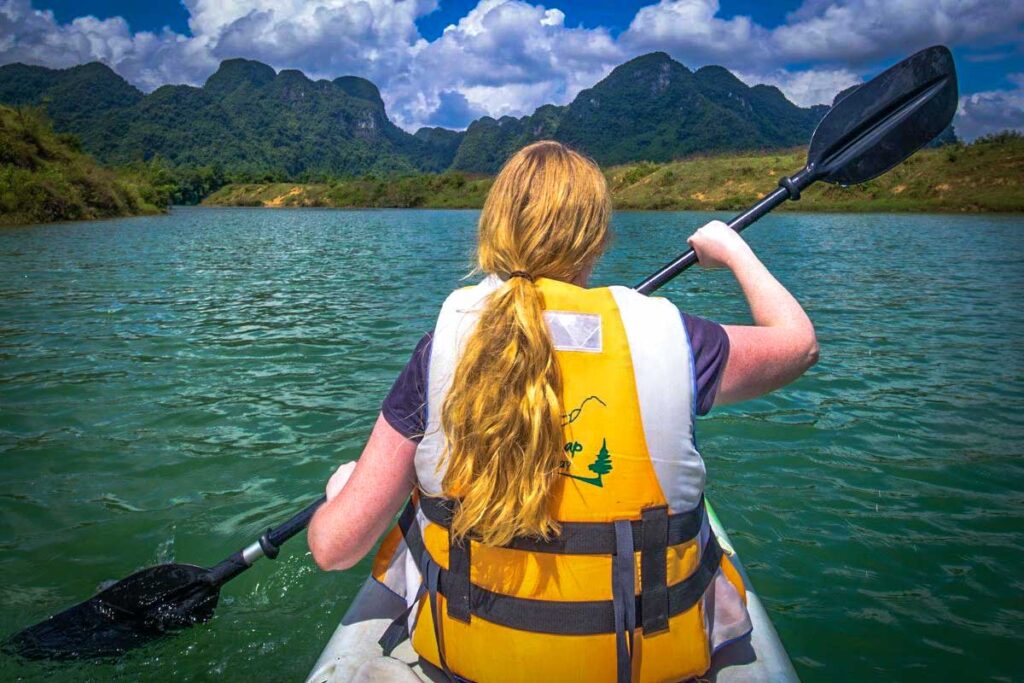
{"left": 621, "top": 163, "right": 658, "bottom": 185}
{"left": 0, "top": 105, "right": 167, "bottom": 224}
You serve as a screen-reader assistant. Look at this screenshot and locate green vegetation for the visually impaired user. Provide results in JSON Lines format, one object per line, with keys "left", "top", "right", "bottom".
{"left": 206, "top": 134, "right": 1024, "bottom": 213}
{"left": 0, "top": 106, "right": 167, "bottom": 225}
{"left": 126, "top": 159, "right": 229, "bottom": 205}
{"left": 0, "top": 59, "right": 459, "bottom": 179}
{"left": 3, "top": 54, "right": 1011, "bottom": 219}
{"left": 0, "top": 52, "right": 832, "bottom": 178}
{"left": 205, "top": 172, "right": 493, "bottom": 209}
{"left": 611, "top": 133, "right": 1024, "bottom": 212}
{"left": 449, "top": 54, "right": 828, "bottom": 173}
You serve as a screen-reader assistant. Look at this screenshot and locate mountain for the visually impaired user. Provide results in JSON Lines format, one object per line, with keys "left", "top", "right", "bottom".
{"left": 554, "top": 55, "right": 827, "bottom": 167}
{"left": 0, "top": 53, "right": 834, "bottom": 178}
{"left": 0, "top": 62, "right": 143, "bottom": 159}
{"left": 451, "top": 53, "right": 829, "bottom": 172}
{"left": 448, "top": 104, "right": 563, "bottom": 173}
{"left": 0, "top": 59, "right": 459, "bottom": 177}
{"left": 413, "top": 126, "right": 467, "bottom": 172}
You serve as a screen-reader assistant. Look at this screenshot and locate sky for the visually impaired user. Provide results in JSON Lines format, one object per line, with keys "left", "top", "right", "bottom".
{"left": 1, "top": 0, "right": 1022, "bottom": 140}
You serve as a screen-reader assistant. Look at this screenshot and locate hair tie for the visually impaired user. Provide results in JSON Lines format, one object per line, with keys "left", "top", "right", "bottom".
{"left": 508, "top": 270, "right": 535, "bottom": 283}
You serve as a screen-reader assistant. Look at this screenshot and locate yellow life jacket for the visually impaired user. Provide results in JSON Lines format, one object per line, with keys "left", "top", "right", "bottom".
{"left": 371, "top": 276, "right": 749, "bottom": 683}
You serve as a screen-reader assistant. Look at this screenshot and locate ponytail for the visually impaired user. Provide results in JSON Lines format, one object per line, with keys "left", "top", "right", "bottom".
{"left": 440, "top": 141, "right": 610, "bottom": 546}
{"left": 441, "top": 275, "right": 563, "bottom": 545}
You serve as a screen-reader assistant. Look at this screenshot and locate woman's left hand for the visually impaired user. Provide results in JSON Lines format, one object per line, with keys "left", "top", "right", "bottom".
{"left": 325, "top": 461, "right": 357, "bottom": 501}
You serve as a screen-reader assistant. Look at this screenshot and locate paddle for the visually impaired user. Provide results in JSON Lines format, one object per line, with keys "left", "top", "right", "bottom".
{"left": 5, "top": 495, "right": 325, "bottom": 659}
{"left": 5, "top": 44, "right": 957, "bottom": 663}
{"left": 635, "top": 44, "right": 958, "bottom": 295}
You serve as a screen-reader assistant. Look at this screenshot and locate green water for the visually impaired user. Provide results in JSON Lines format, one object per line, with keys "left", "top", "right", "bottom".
{"left": 1, "top": 207, "right": 1022, "bottom": 682}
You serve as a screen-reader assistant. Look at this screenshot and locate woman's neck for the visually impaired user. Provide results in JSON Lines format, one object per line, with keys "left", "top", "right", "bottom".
{"left": 571, "top": 264, "right": 593, "bottom": 287}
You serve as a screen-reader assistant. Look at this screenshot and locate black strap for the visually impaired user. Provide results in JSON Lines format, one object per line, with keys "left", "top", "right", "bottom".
{"left": 398, "top": 498, "right": 422, "bottom": 552}
{"left": 667, "top": 531, "right": 723, "bottom": 623}
{"left": 612, "top": 520, "right": 636, "bottom": 683}
{"left": 399, "top": 504, "right": 723, "bottom": 636}
{"left": 423, "top": 553, "right": 454, "bottom": 681}
{"left": 447, "top": 534, "right": 472, "bottom": 623}
{"left": 419, "top": 495, "right": 705, "bottom": 555}
{"left": 640, "top": 506, "right": 670, "bottom": 634}
{"left": 378, "top": 501, "right": 427, "bottom": 657}
{"left": 378, "top": 581, "right": 424, "bottom": 656}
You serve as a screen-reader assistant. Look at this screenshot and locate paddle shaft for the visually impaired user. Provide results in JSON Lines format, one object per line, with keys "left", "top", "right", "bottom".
{"left": 634, "top": 166, "right": 818, "bottom": 295}
{"left": 207, "top": 495, "right": 327, "bottom": 586}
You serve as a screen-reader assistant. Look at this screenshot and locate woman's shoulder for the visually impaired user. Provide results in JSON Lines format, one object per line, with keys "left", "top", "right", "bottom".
{"left": 602, "top": 286, "right": 690, "bottom": 330}
{"left": 380, "top": 332, "right": 433, "bottom": 441}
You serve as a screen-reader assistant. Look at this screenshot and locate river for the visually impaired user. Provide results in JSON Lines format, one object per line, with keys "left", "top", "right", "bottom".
{"left": 1, "top": 207, "right": 1022, "bottom": 681}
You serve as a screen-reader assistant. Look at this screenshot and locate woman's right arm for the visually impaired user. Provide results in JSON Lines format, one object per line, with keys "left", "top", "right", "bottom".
{"left": 686, "top": 221, "right": 819, "bottom": 406}
{"left": 308, "top": 413, "right": 417, "bottom": 571}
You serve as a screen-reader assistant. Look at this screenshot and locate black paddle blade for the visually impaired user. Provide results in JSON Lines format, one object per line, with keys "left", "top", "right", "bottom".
{"left": 4, "top": 563, "right": 219, "bottom": 660}
{"left": 809, "top": 45, "right": 958, "bottom": 186}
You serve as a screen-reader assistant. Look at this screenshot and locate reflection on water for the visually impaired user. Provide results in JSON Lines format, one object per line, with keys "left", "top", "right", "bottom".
{"left": 0, "top": 207, "right": 1022, "bottom": 681}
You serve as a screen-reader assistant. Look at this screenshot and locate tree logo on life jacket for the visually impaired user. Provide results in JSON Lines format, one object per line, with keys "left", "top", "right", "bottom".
{"left": 559, "top": 396, "right": 612, "bottom": 488}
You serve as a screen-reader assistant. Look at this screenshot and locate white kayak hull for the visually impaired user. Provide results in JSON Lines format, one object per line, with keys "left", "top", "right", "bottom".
{"left": 307, "top": 506, "right": 799, "bottom": 682}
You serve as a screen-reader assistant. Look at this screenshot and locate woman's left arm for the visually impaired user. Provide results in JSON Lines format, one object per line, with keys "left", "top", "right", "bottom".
{"left": 308, "top": 412, "right": 418, "bottom": 571}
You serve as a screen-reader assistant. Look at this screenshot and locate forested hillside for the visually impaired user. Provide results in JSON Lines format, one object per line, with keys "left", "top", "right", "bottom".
{"left": 205, "top": 133, "right": 1022, "bottom": 213}
{"left": 0, "top": 106, "right": 166, "bottom": 225}
{"left": 0, "top": 59, "right": 455, "bottom": 178}
{"left": 0, "top": 53, "right": 839, "bottom": 179}
{"left": 451, "top": 54, "right": 828, "bottom": 172}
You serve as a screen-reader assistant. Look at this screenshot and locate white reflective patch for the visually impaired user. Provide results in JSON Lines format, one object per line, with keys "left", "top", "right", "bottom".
{"left": 544, "top": 311, "right": 602, "bottom": 352}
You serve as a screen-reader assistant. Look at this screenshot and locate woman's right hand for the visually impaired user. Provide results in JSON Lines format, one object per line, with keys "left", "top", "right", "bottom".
{"left": 686, "top": 220, "right": 753, "bottom": 269}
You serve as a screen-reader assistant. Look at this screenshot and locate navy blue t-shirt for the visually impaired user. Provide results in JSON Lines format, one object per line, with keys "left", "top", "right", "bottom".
{"left": 382, "top": 312, "right": 730, "bottom": 441}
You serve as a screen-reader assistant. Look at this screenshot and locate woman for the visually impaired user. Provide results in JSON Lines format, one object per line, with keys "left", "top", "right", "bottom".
{"left": 309, "top": 141, "right": 817, "bottom": 682}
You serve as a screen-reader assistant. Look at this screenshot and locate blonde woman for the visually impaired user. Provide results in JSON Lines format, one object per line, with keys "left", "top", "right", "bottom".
{"left": 309, "top": 141, "right": 818, "bottom": 682}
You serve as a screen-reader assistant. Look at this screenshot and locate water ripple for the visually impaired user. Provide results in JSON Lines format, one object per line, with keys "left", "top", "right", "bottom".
{"left": 0, "top": 208, "right": 1021, "bottom": 681}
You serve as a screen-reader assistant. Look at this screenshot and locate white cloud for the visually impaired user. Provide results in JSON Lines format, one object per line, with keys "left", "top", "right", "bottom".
{"left": 0, "top": 0, "right": 436, "bottom": 90}
{"left": 382, "top": 0, "right": 622, "bottom": 129}
{"left": 771, "top": 0, "right": 1024, "bottom": 66}
{"left": 189, "top": 0, "right": 435, "bottom": 83}
{"left": 622, "top": 0, "right": 1024, "bottom": 70}
{"left": 0, "top": 0, "right": 1022, "bottom": 131}
{"left": 0, "top": 1, "right": 216, "bottom": 88}
{"left": 734, "top": 67, "right": 862, "bottom": 107}
{"left": 956, "top": 74, "right": 1024, "bottom": 141}
{"left": 623, "top": 0, "right": 770, "bottom": 69}
{"left": 460, "top": 81, "right": 565, "bottom": 119}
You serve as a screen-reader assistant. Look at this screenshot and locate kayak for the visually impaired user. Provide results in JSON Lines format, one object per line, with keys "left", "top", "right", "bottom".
{"left": 306, "top": 502, "right": 799, "bottom": 682}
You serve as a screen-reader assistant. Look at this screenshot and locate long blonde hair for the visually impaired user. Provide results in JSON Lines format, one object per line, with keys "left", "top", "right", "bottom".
{"left": 440, "top": 141, "right": 611, "bottom": 546}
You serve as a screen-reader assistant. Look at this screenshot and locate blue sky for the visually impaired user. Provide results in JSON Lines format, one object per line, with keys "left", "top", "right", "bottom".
{"left": 38, "top": 0, "right": 800, "bottom": 40}
{"left": 4, "top": 0, "right": 1023, "bottom": 139}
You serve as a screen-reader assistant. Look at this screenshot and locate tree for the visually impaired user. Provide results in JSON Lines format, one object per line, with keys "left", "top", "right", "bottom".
{"left": 588, "top": 439, "right": 612, "bottom": 477}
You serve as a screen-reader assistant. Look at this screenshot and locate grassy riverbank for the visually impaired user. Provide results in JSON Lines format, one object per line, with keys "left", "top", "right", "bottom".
{"left": 0, "top": 106, "right": 167, "bottom": 225}
{"left": 205, "top": 134, "right": 1024, "bottom": 213}
{"left": 205, "top": 172, "right": 493, "bottom": 210}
